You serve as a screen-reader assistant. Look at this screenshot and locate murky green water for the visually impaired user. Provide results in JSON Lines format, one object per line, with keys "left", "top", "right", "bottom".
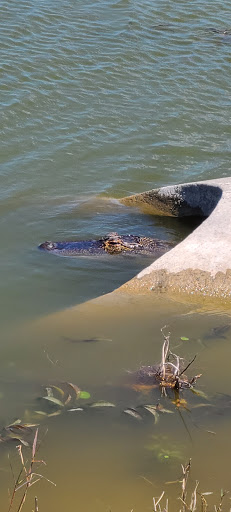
{"left": 1, "top": 297, "right": 231, "bottom": 510}
{"left": 1, "top": 0, "right": 231, "bottom": 509}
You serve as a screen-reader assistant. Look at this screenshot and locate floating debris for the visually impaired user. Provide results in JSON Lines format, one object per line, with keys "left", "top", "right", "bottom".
{"left": 130, "top": 329, "right": 201, "bottom": 396}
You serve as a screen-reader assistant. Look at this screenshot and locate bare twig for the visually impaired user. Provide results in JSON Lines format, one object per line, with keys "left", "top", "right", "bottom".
{"left": 15, "top": 429, "right": 39, "bottom": 512}
{"left": 215, "top": 489, "right": 229, "bottom": 512}
{"left": 8, "top": 427, "right": 54, "bottom": 512}
{"left": 179, "top": 355, "right": 197, "bottom": 377}
{"left": 181, "top": 459, "right": 191, "bottom": 512}
{"left": 189, "top": 481, "right": 199, "bottom": 512}
{"left": 153, "top": 491, "right": 165, "bottom": 511}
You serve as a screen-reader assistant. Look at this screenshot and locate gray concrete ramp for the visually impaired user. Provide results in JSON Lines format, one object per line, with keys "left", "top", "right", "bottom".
{"left": 118, "top": 177, "right": 231, "bottom": 300}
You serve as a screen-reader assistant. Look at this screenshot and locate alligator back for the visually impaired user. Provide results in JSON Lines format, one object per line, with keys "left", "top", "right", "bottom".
{"left": 38, "top": 232, "right": 174, "bottom": 257}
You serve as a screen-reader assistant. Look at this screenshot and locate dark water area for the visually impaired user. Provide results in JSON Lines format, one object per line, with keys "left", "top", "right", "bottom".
{"left": 0, "top": 0, "right": 231, "bottom": 509}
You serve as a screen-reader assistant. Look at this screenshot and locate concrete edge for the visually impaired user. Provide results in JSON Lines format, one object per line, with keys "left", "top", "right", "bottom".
{"left": 116, "top": 177, "right": 231, "bottom": 300}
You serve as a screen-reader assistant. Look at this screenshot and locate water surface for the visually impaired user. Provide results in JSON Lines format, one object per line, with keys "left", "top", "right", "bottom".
{"left": 1, "top": 0, "right": 231, "bottom": 509}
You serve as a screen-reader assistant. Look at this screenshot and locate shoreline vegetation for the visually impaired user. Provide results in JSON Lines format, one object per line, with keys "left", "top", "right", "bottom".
{"left": 152, "top": 459, "right": 229, "bottom": 512}
{"left": 7, "top": 429, "right": 55, "bottom": 512}
{"left": 7, "top": 440, "right": 230, "bottom": 512}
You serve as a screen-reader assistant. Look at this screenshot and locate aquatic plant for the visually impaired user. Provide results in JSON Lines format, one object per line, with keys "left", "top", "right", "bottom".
{"left": 34, "top": 382, "right": 91, "bottom": 418}
{"left": 130, "top": 327, "right": 202, "bottom": 404}
{"left": 145, "top": 435, "right": 183, "bottom": 463}
{"left": 151, "top": 328, "right": 201, "bottom": 394}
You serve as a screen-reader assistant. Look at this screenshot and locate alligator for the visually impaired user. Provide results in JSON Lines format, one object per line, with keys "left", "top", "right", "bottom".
{"left": 38, "top": 232, "right": 174, "bottom": 257}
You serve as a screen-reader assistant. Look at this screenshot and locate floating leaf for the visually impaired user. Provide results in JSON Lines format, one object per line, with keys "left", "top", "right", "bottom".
{"left": 68, "top": 408, "right": 84, "bottom": 412}
{"left": 34, "top": 411, "right": 48, "bottom": 416}
{"left": 5, "top": 424, "right": 32, "bottom": 434}
{"left": 143, "top": 406, "right": 159, "bottom": 424}
{"left": 47, "top": 410, "right": 62, "bottom": 417}
{"left": 67, "top": 382, "right": 81, "bottom": 399}
{"left": 22, "top": 423, "right": 39, "bottom": 428}
{"left": 143, "top": 404, "right": 174, "bottom": 415}
{"left": 123, "top": 408, "right": 143, "bottom": 420}
{"left": 11, "top": 437, "right": 29, "bottom": 447}
{"left": 191, "top": 403, "right": 214, "bottom": 409}
{"left": 180, "top": 337, "right": 189, "bottom": 341}
{"left": 42, "top": 396, "right": 64, "bottom": 407}
{"left": 64, "top": 394, "right": 72, "bottom": 405}
{"left": 89, "top": 401, "right": 115, "bottom": 408}
{"left": 79, "top": 391, "right": 91, "bottom": 400}
{"left": 51, "top": 385, "right": 65, "bottom": 398}
{"left": 6, "top": 419, "right": 21, "bottom": 427}
{"left": 191, "top": 388, "right": 208, "bottom": 399}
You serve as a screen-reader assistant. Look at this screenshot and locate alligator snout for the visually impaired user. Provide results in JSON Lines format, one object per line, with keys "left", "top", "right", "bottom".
{"left": 38, "top": 241, "right": 57, "bottom": 251}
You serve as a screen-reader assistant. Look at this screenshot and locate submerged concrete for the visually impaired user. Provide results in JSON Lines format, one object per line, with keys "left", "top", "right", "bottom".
{"left": 118, "top": 177, "right": 231, "bottom": 300}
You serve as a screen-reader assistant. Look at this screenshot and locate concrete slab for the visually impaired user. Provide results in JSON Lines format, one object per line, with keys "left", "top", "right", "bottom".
{"left": 117, "top": 177, "right": 231, "bottom": 300}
